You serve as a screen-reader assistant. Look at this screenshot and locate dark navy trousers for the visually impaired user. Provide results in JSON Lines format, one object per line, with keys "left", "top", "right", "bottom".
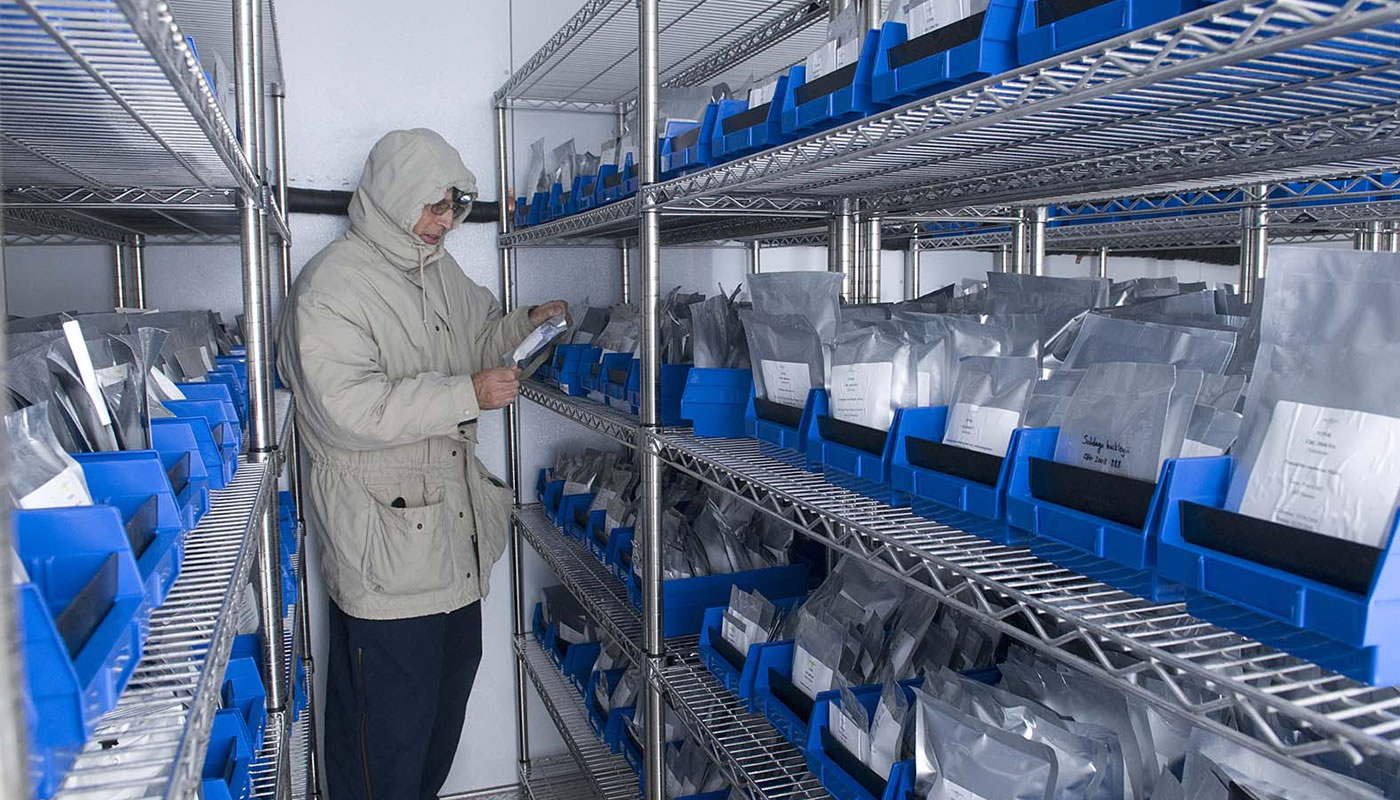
{"left": 323, "top": 600, "right": 483, "bottom": 800}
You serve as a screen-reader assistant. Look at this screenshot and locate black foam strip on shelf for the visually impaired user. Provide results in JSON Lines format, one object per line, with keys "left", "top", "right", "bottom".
{"left": 796, "top": 62, "right": 860, "bottom": 105}
{"left": 707, "top": 625, "right": 747, "bottom": 671}
{"left": 821, "top": 726, "right": 891, "bottom": 798}
{"left": 1035, "top": 0, "right": 1116, "bottom": 27}
{"left": 888, "top": 13, "right": 987, "bottom": 68}
{"left": 767, "top": 667, "right": 815, "bottom": 723}
{"left": 1028, "top": 457, "right": 1156, "bottom": 530}
{"left": 906, "top": 435, "right": 1003, "bottom": 487}
{"left": 721, "top": 102, "right": 773, "bottom": 135}
{"left": 818, "top": 415, "right": 889, "bottom": 456}
{"left": 755, "top": 397, "right": 804, "bottom": 428}
{"left": 1180, "top": 501, "right": 1381, "bottom": 596}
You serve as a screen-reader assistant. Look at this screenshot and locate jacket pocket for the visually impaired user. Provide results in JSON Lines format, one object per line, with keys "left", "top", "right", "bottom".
{"left": 470, "top": 460, "right": 512, "bottom": 591}
{"left": 365, "top": 490, "right": 457, "bottom": 597}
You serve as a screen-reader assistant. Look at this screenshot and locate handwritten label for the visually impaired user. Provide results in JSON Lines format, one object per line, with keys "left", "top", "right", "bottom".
{"left": 831, "top": 705, "right": 871, "bottom": 764}
{"left": 831, "top": 362, "right": 894, "bottom": 430}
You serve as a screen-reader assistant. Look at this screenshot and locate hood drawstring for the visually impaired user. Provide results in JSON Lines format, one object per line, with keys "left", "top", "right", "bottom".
{"left": 438, "top": 258, "right": 452, "bottom": 320}
{"left": 417, "top": 247, "right": 428, "bottom": 324}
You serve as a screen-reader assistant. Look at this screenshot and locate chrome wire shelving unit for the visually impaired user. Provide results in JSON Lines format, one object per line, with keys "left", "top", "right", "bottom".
{"left": 0, "top": 0, "right": 310, "bottom": 793}
{"left": 496, "top": 0, "right": 1400, "bottom": 798}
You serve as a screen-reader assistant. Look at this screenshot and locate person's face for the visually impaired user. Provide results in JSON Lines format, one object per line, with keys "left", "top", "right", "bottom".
{"left": 412, "top": 189, "right": 455, "bottom": 246}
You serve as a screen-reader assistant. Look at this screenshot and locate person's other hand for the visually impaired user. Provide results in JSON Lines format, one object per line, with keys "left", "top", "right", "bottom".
{"left": 529, "top": 300, "right": 569, "bottom": 325}
{"left": 473, "top": 366, "right": 522, "bottom": 410}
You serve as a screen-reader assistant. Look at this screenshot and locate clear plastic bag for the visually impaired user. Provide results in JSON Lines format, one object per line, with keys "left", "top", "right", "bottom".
{"left": 690, "top": 286, "right": 749, "bottom": 370}
{"left": 830, "top": 323, "right": 916, "bottom": 431}
{"left": 549, "top": 139, "right": 577, "bottom": 188}
{"left": 1024, "top": 369, "right": 1086, "bottom": 429}
{"left": 1062, "top": 315, "right": 1234, "bottom": 375}
{"left": 747, "top": 272, "right": 844, "bottom": 346}
{"left": 741, "top": 311, "right": 825, "bottom": 410}
{"left": 4, "top": 402, "right": 92, "bottom": 509}
{"left": 1227, "top": 247, "right": 1400, "bottom": 548}
{"left": 986, "top": 273, "right": 1109, "bottom": 362}
{"left": 943, "top": 356, "right": 1038, "bottom": 456}
{"left": 1180, "top": 404, "right": 1243, "bottom": 458}
{"left": 1055, "top": 363, "right": 1201, "bottom": 482}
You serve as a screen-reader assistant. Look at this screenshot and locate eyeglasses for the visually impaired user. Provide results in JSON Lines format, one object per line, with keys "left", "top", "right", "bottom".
{"left": 428, "top": 187, "right": 475, "bottom": 218}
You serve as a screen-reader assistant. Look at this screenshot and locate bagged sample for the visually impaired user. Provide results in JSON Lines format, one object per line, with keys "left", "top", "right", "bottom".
{"left": 741, "top": 311, "right": 825, "bottom": 410}
{"left": 1024, "top": 370, "right": 1086, "bottom": 429}
{"left": 510, "top": 314, "right": 569, "bottom": 366}
{"left": 985, "top": 273, "right": 1109, "bottom": 360}
{"left": 4, "top": 403, "right": 92, "bottom": 510}
{"left": 747, "top": 272, "right": 843, "bottom": 346}
{"left": 942, "top": 356, "right": 1038, "bottom": 457}
{"left": 690, "top": 286, "right": 749, "bottom": 370}
{"left": 1054, "top": 362, "right": 1201, "bottom": 483}
{"left": 721, "top": 585, "right": 779, "bottom": 654}
{"left": 829, "top": 323, "right": 916, "bottom": 431}
{"left": 1179, "top": 405, "right": 1243, "bottom": 458}
{"left": 913, "top": 688, "right": 1057, "bottom": 800}
{"left": 1227, "top": 247, "right": 1400, "bottom": 548}
{"left": 1062, "top": 314, "right": 1234, "bottom": 375}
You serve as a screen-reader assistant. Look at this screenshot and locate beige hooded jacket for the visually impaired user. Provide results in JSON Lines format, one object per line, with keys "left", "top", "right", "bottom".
{"left": 278, "top": 129, "right": 533, "bottom": 619}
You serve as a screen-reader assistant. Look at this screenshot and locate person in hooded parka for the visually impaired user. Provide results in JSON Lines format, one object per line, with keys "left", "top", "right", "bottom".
{"left": 279, "top": 128, "right": 567, "bottom": 800}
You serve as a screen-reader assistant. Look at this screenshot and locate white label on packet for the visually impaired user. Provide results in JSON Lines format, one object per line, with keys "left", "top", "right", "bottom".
{"left": 943, "top": 403, "right": 1020, "bottom": 456}
{"left": 20, "top": 464, "right": 92, "bottom": 510}
{"left": 198, "top": 346, "right": 215, "bottom": 371}
{"left": 909, "top": 0, "right": 973, "bottom": 37}
{"left": 806, "top": 40, "right": 838, "bottom": 80}
{"left": 936, "top": 780, "right": 993, "bottom": 800}
{"left": 830, "top": 362, "right": 894, "bottom": 429}
{"left": 1239, "top": 400, "right": 1400, "bottom": 548}
{"left": 836, "top": 38, "right": 861, "bottom": 69}
{"left": 1179, "top": 439, "right": 1225, "bottom": 459}
{"left": 917, "top": 372, "right": 932, "bottom": 407}
{"left": 749, "top": 79, "right": 780, "bottom": 107}
{"left": 869, "top": 703, "right": 901, "bottom": 776}
{"left": 149, "top": 367, "right": 185, "bottom": 401}
{"left": 831, "top": 705, "right": 871, "bottom": 764}
{"left": 793, "top": 643, "right": 836, "bottom": 699}
{"left": 759, "top": 360, "right": 813, "bottom": 408}
{"left": 722, "top": 609, "right": 763, "bottom": 654}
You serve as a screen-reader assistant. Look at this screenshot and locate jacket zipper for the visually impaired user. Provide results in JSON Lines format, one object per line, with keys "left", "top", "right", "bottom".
{"left": 356, "top": 647, "right": 375, "bottom": 800}
{"left": 471, "top": 533, "right": 480, "bottom": 582}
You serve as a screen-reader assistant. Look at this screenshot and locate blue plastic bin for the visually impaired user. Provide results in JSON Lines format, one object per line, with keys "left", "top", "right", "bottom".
{"left": 533, "top": 603, "right": 603, "bottom": 694}
{"left": 163, "top": 398, "right": 240, "bottom": 472}
{"left": 807, "top": 683, "right": 916, "bottom": 800}
{"left": 527, "top": 190, "right": 551, "bottom": 226}
{"left": 660, "top": 105, "right": 719, "bottom": 178}
{"left": 205, "top": 368, "right": 248, "bottom": 428}
{"left": 698, "top": 605, "right": 803, "bottom": 702}
{"left": 202, "top": 708, "right": 254, "bottom": 800}
{"left": 871, "top": 1, "right": 1020, "bottom": 107}
{"left": 1007, "top": 427, "right": 1222, "bottom": 602}
{"left": 174, "top": 383, "right": 240, "bottom": 444}
{"left": 751, "top": 641, "right": 840, "bottom": 753}
{"left": 606, "top": 527, "right": 636, "bottom": 584}
{"left": 75, "top": 450, "right": 188, "bottom": 609}
{"left": 711, "top": 76, "right": 791, "bottom": 162}
{"left": 747, "top": 388, "right": 828, "bottom": 472}
{"left": 1016, "top": 0, "right": 1200, "bottom": 64}
{"left": 586, "top": 667, "right": 626, "bottom": 736}
{"left": 150, "top": 420, "right": 212, "bottom": 528}
{"left": 812, "top": 407, "right": 945, "bottom": 506}
{"left": 628, "top": 564, "right": 811, "bottom": 638}
{"left": 153, "top": 415, "right": 235, "bottom": 490}
{"left": 553, "top": 345, "right": 598, "bottom": 396}
{"left": 681, "top": 368, "right": 753, "bottom": 438}
{"left": 890, "top": 411, "right": 1030, "bottom": 545}
{"left": 558, "top": 492, "right": 596, "bottom": 536}
{"left": 781, "top": 29, "right": 883, "bottom": 137}
{"left": 625, "top": 360, "right": 692, "bottom": 426}
{"left": 1156, "top": 456, "right": 1400, "bottom": 685}
{"left": 16, "top": 507, "right": 148, "bottom": 797}
{"left": 221, "top": 656, "right": 268, "bottom": 751}
{"left": 596, "top": 353, "right": 635, "bottom": 407}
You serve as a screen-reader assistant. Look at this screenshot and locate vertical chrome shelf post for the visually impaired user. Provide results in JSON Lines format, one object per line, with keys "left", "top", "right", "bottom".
{"left": 234, "top": 0, "right": 286, "bottom": 712}
{"left": 748, "top": 240, "right": 761, "bottom": 274}
{"left": 1096, "top": 245, "right": 1109, "bottom": 279}
{"left": 113, "top": 243, "right": 128, "bottom": 308}
{"left": 1240, "top": 185, "right": 1270, "bottom": 303}
{"left": 863, "top": 216, "right": 881, "bottom": 302}
{"left": 496, "top": 102, "right": 533, "bottom": 772}
{"left": 904, "top": 239, "right": 919, "bottom": 299}
{"left": 131, "top": 235, "right": 147, "bottom": 308}
{"left": 1027, "top": 206, "right": 1047, "bottom": 276}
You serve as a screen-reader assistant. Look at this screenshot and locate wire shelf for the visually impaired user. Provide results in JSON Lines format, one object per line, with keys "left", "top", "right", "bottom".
{"left": 496, "top": 0, "right": 828, "bottom": 105}
{"left": 515, "top": 505, "right": 645, "bottom": 662}
{"left": 0, "top": 0, "right": 257, "bottom": 193}
{"left": 660, "top": 640, "right": 831, "bottom": 800}
{"left": 167, "top": 0, "right": 284, "bottom": 92}
{"left": 522, "top": 755, "right": 602, "bottom": 800}
{"left": 654, "top": 430, "right": 1400, "bottom": 795}
{"left": 517, "top": 505, "right": 832, "bottom": 800}
{"left": 521, "top": 381, "right": 642, "bottom": 450}
{"left": 518, "top": 636, "right": 640, "bottom": 800}
{"left": 645, "top": 0, "right": 1400, "bottom": 214}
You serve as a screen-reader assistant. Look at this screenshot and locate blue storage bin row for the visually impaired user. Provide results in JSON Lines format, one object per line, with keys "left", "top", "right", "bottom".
{"left": 532, "top": 603, "right": 603, "bottom": 693}
{"left": 688, "top": 370, "right": 1400, "bottom": 686}
{"left": 202, "top": 708, "right": 254, "bottom": 800}
{"left": 807, "top": 684, "right": 916, "bottom": 800}
{"left": 518, "top": 0, "right": 1209, "bottom": 228}
{"left": 535, "top": 348, "right": 694, "bottom": 426}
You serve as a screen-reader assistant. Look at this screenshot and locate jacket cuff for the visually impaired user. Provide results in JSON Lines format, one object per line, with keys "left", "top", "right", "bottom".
{"left": 453, "top": 374, "right": 482, "bottom": 424}
{"left": 502, "top": 306, "right": 536, "bottom": 354}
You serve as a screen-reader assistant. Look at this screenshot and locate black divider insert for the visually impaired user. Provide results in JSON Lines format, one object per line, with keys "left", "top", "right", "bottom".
{"left": 1180, "top": 502, "right": 1381, "bottom": 596}
{"left": 1036, "top": 0, "right": 1115, "bottom": 26}
{"left": 721, "top": 103, "right": 772, "bottom": 134}
{"left": 1029, "top": 457, "right": 1156, "bottom": 530}
{"left": 888, "top": 13, "right": 986, "bottom": 68}
{"left": 755, "top": 397, "right": 804, "bottom": 428}
{"left": 573, "top": 505, "right": 591, "bottom": 528}
{"left": 211, "top": 424, "right": 226, "bottom": 447}
{"left": 796, "top": 63, "right": 860, "bottom": 105}
{"left": 707, "top": 625, "right": 747, "bottom": 670}
{"left": 55, "top": 552, "right": 118, "bottom": 659}
{"left": 821, "top": 727, "right": 890, "bottom": 797}
{"left": 607, "top": 368, "right": 630, "bottom": 384}
{"left": 671, "top": 127, "right": 701, "bottom": 150}
{"left": 818, "top": 416, "right": 889, "bottom": 456}
{"left": 589, "top": 361, "right": 604, "bottom": 378}
{"left": 626, "top": 164, "right": 638, "bottom": 180}
{"left": 167, "top": 452, "right": 191, "bottom": 495}
{"left": 124, "top": 495, "right": 158, "bottom": 558}
{"left": 559, "top": 191, "right": 572, "bottom": 206}
{"left": 768, "top": 667, "right": 815, "bottom": 722}
{"left": 603, "top": 172, "right": 622, "bottom": 189}
{"left": 906, "top": 436, "right": 1002, "bottom": 486}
